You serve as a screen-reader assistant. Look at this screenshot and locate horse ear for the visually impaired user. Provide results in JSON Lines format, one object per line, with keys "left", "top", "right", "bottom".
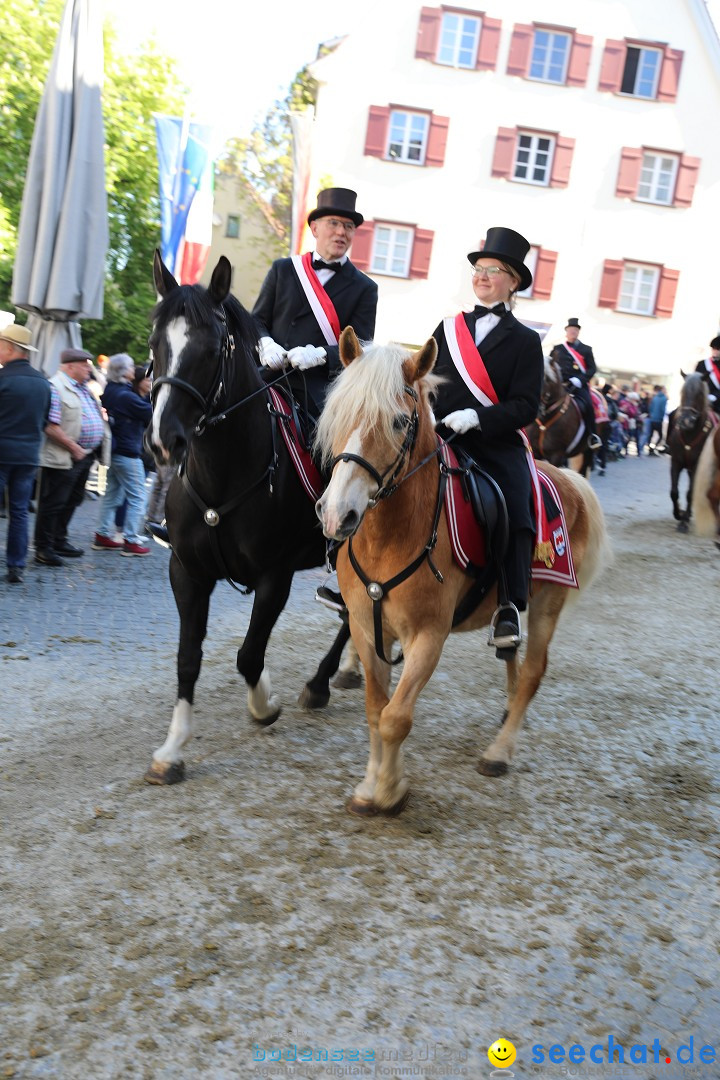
{"left": 412, "top": 338, "right": 438, "bottom": 381}
{"left": 339, "top": 326, "right": 363, "bottom": 366}
{"left": 153, "top": 249, "right": 178, "bottom": 298}
{"left": 208, "top": 257, "right": 232, "bottom": 305}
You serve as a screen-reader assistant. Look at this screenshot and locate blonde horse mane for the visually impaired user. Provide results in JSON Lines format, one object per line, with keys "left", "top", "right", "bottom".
{"left": 314, "top": 342, "right": 441, "bottom": 470}
{"left": 691, "top": 427, "right": 720, "bottom": 537}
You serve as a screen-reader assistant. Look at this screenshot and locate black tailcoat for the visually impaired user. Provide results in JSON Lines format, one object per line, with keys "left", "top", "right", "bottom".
{"left": 550, "top": 338, "right": 597, "bottom": 386}
{"left": 432, "top": 311, "right": 543, "bottom": 531}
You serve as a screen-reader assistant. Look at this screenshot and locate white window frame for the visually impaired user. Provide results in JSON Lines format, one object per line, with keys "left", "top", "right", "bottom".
{"left": 636, "top": 152, "right": 679, "bottom": 205}
{"left": 225, "top": 214, "right": 240, "bottom": 239}
{"left": 387, "top": 110, "right": 429, "bottom": 165}
{"left": 621, "top": 46, "right": 662, "bottom": 99}
{"left": 513, "top": 132, "right": 556, "bottom": 187}
{"left": 529, "top": 29, "right": 571, "bottom": 84}
{"left": 370, "top": 224, "right": 414, "bottom": 278}
{"left": 437, "top": 11, "right": 481, "bottom": 69}
{"left": 617, "top": 263, "right": 660, "bottom": 316}
{"left": 516, "top": 246, "right": 539, "bottom": 299}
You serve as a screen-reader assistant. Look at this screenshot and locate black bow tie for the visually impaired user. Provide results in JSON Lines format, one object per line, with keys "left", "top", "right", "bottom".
{"left": 313, "top": 258, "right": 343, "bottom": 273}
{"left": 474, "top": 303, "right": 506, "bottom": 317}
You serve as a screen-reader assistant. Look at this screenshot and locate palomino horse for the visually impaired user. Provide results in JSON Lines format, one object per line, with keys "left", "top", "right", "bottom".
{"left": 667, "top": 374, "right": 717, "bottom": 532}
{"left": 315, "top": 328, "right": 610, "bottom": 815}
{"left": 524, "top": 356, "right": 604, "bottom": 475}
{"left": 144, "top": 253, "right": 352, "bottom": 784}
{"left": 691, "top": 419, "right": 720, "bottom": 548}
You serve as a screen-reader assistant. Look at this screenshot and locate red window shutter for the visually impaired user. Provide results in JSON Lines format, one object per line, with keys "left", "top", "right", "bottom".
{"left": 425, "top": 114, "right": 449, "bottom": 167}
{"left": 532, "top": 249, "right": 558, "bottom": 301}
{"left": 549, "top": 136, "right": 575, "bottom": 188}
{"left": 364, "top": 106, "right": 390, "bottom": 158}
{"left": 673, "top": 155, "right": 701, "bottom": 208}
{"left": 350, "top": 223, "right": 374, "bottom": 272}
{"left": 409, "top": 229, "right": 434, "bottom": 279}
{"left": 598, "top": 39, "right": 626, "bottom": 92}
{"left": 506, "top": 24, "right": 533, "bottom": 77}
{"left": 655, "top": 267, "right": 679, "bottom": 318}
{"left": 476, "top": 17, "right": 502, "bottom": 71}
{"left": 491, "top": 128, "right": 516, "bottom": 179}
{"left": 598, "top": 259, "right": 624, "bottom": 308}
{"left": 657, "top": 47, "right": 684, "bottom": 103}
{"left": 615, "top": 147, "right": 643, "bottom": 198}
{"left": 416, "top": 7, "right": 442, "bottom": 61}
{"left": 566, "top": 33, "right": 593, "bottom": 87}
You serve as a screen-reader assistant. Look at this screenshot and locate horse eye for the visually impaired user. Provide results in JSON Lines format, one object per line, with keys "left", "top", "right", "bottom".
{"left": 393, "top": 415, "right": 407, "bottom": 432}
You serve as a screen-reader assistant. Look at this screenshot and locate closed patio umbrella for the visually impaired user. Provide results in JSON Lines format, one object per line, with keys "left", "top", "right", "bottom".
{"left": 12, "top": 0, "right": 107, "bottom": 376}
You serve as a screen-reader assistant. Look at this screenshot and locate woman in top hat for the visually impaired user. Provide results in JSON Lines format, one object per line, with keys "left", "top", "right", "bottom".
{"left": 430, "top": 227, "right": 544, "bottom": 656}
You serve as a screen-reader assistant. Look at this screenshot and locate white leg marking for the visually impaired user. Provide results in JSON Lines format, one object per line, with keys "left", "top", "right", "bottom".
{"left": 153, "top": 699, "right": 193, "bottom": 764}
{"left": 247, "top": 669, "right": 279, "bottom": 721}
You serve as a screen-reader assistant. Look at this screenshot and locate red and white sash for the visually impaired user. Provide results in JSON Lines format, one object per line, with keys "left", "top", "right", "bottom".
{"left": 443, "top": 314, "right": 553, "bottom": 565}
{"left": 704, "top": 357, "right": 720, "bottom": 392}
{"left": 562, "top": 341, "right": 587, "bottom": 375}
{"left": 291, "top": 252, "right": 341, "bottom": 347}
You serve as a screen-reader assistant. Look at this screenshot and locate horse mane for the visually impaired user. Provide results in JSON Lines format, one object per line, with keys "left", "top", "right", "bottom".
{"left": 680, "top": 372, "right": 708, "bottom": 411}
{"left": 153, "top": 282, "right": 259, "bottom": 367}
{"left": 314, "top": 343, "right": 441, "bottom": 470}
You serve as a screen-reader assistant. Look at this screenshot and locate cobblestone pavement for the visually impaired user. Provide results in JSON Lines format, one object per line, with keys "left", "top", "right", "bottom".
{"left": 1, "top": 455, "right": 719, "bottom": 1080}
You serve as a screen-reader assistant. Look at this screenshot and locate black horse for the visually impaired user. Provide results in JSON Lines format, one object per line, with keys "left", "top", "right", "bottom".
{"left": 668, "top": 373, "right": 714, "bottom": 532}
{"left": 144, "top": 252, "right": 350, "bottom": 784}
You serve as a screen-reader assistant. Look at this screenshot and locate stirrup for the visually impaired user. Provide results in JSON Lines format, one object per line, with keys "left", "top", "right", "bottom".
{"left": 587, "top": 433, "right": 602, "bottom": 450}
{"left": 487, "top": 603, "right": 522, "bottom": 650}
{"left": 147, "top": 520, "right": 171, "bottom": 549}
{"left": 315, "top": 585, "right": 347, "bottom": 614}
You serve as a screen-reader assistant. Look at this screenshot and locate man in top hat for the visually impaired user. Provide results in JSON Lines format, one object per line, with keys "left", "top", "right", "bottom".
{"left": 34, "top": 348, "right": 107, "bottom": 565}
{"left": 0, "top": 323, "right": 52, "bottom": 583}
{"left": 694, "top": 335, "right": 720, "bottom": 416}
{"left": 550, "top": 318, "right": 601, "bottom": 448}
{"left": 252, "top": 187, "right": 378, "bottom": 410}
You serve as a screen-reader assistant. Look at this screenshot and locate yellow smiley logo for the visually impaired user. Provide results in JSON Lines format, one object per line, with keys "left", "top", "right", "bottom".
{"left": 488, "top": 1039, "right": 517, "bottom": 1068}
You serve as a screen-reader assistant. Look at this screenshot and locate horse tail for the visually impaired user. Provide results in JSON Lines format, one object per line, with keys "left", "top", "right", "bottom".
{"left": 559, "top": 469, "right": 613, "bottom": 594}
{"left": 691, "top": 428, "right": 720, "bottom": 537}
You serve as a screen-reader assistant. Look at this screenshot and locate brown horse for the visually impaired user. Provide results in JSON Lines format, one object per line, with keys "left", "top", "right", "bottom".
{"left": 315, "top": 328, "right": 610, "bottom": 816}
{"left": 524, "top": 357, "right": 603, "bottom": 475}
{"left": 667, "top": 374, "right": 717, "bottom": 532}
{"left": 691, "top": 421, "right": 720, "bottom": 548}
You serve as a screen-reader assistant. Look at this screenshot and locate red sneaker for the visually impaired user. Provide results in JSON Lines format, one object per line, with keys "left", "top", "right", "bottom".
{"left": 121, "top": 540, "right": 151, "bottom": 557}
{"left": 92, "top": 533, "right": 124, "bottom": 551}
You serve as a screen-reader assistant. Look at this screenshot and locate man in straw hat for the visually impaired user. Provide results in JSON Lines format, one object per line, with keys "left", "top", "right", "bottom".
{"left": 252, "top": 187, "right": 378, "bottom": 408}
{"left": 0, "top": 323, "right": 51, "bottom": 583}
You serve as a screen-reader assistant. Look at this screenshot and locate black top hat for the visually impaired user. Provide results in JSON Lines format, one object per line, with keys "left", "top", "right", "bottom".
{"left": 566, "top": 317, "right": 581, "bottom": 329}
{"left": 307, "top": 187, "right": 364, "bottom": 228}
{"left": 467, "top": 227, "right": 533, "bottom": 292}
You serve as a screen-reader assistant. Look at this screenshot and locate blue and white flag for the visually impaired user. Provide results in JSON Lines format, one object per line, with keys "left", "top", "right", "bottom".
{"left": 155, "top": 116, "right": 214, "bottom": 277}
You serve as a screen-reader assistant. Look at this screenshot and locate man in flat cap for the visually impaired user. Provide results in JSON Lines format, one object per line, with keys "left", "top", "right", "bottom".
{"left": 34, "top": 349, "right": 107, "bottom": 565}
{"left": 252, "top": 187, "right": 378, "bottom": 409}
{"left": 0, "top": 323, "right": 51, "bottom": 583}
{"left": 550, "top": 317, "right": 601, "bottom": 450}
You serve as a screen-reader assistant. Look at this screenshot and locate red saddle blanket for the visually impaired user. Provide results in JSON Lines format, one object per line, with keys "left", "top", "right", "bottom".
{"left": 439, "top": 442, "right": 578, "bottom": 588}
{"left": 591, "top": 387, "right": 610, "bottom": 424}
{"left": 269, "top": 388, "right": 324, "bottom": 501}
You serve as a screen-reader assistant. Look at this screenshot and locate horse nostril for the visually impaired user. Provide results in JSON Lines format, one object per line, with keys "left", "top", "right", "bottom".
{"left": 342, "top": 509, "right": 359, "bottom": 535}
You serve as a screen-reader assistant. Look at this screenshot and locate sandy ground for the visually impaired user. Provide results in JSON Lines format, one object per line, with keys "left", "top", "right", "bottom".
{"left": 1, "top": 455, "right": 719, "bottom": 1080}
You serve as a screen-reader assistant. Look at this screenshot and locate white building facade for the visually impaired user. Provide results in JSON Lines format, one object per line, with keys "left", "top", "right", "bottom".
{"left": 307, "top": 0, "right": 720, "bottom": 388}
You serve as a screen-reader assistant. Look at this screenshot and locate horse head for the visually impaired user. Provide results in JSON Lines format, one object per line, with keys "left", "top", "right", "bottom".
{"left": 315, "top": 328, "right": 438, "bottom": 540}
{"left": 147, "top": 252, "right": 253, "bottom": 466}
{"left": 539, "top": 356, "right": 565, "bottom": 417}
{"left": 676, "top": 373, "right": 709, "bottom": 438}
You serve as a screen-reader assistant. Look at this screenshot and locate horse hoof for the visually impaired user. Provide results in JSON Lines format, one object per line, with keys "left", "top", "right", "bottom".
{"left": 346, "top": 791, "right": 411, "bottom": 817}
{"left": 477, "top": 757, "right": 508, "bottom": 777}
{"left": 676, "top": 521, "right": 689, "bottom": 533}
{"left": 144, "top": 760, "right": 185, "bottom": 785}
{"left": 252, "top": 709, "right": 280, "bottom": 727}
{"left": 297, "top": 685, "right": 330, "bottom": 710}
{"left": 332, "top": 670, "right": 362, "bottom": 690}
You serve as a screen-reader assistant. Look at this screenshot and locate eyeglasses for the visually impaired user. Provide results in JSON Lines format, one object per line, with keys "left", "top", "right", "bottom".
{"left": 323, "top": 218, "right": 356, "bottom": 234}
{"left": 471, "top": 265, "right": 511, "bottom": 278}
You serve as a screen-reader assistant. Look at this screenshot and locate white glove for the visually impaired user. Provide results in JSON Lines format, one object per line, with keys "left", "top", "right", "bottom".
{"left": 258, "top": 337, "right": 287, "bottom": 369}
{"left": 569, "top": 376, "right": 582, "bottom": 389}
{"left": 440, "top": 408, "right": 480, "bottom": 434}
{"left": 287, "top": 345, "right": 327, "bottom": 371}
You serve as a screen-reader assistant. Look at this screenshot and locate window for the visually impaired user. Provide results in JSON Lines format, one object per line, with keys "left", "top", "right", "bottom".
{"left": 620, "top": 45, "right": 661, "bottom": 98}
{"left": 388, "top": 111, "right": 429, "bottom": 164}
{"left": 516, "top": 247, "right": 558, "bottom": 301}
{"left": 514, "top": 133, "right": 555, "bottom": 186}
{"left": 636, "top": 152, "right": 678, "bottom": 204}
{"left": 415, "top": 8, "right": 501, "bottom": 71}
{"left": 516, "top": 248, "right": 539, "bottom": 298}
{"left": 364, "top": 107, "right": 449, "bottom": 167}
{"left": 615, "top": 148, "right": 701, "bottom": 207}
{"left": 529, "top": 29, "right": 570, "bottom": 83}
{"left": 350, "top": 222, "right": 435, "bottom": 280}
{"left": 598, "top": 259, "right": 679, "bottom": 318}
{"left": 437, "top": 11, "right": 481, "bottom": 67}
{"left": 226, "top": 215, "right": 240, "bottom": 239}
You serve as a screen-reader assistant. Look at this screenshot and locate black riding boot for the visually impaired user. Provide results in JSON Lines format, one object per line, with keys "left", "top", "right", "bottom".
{"left": 490, "top": 529, "right": 534, "bottom": 658}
